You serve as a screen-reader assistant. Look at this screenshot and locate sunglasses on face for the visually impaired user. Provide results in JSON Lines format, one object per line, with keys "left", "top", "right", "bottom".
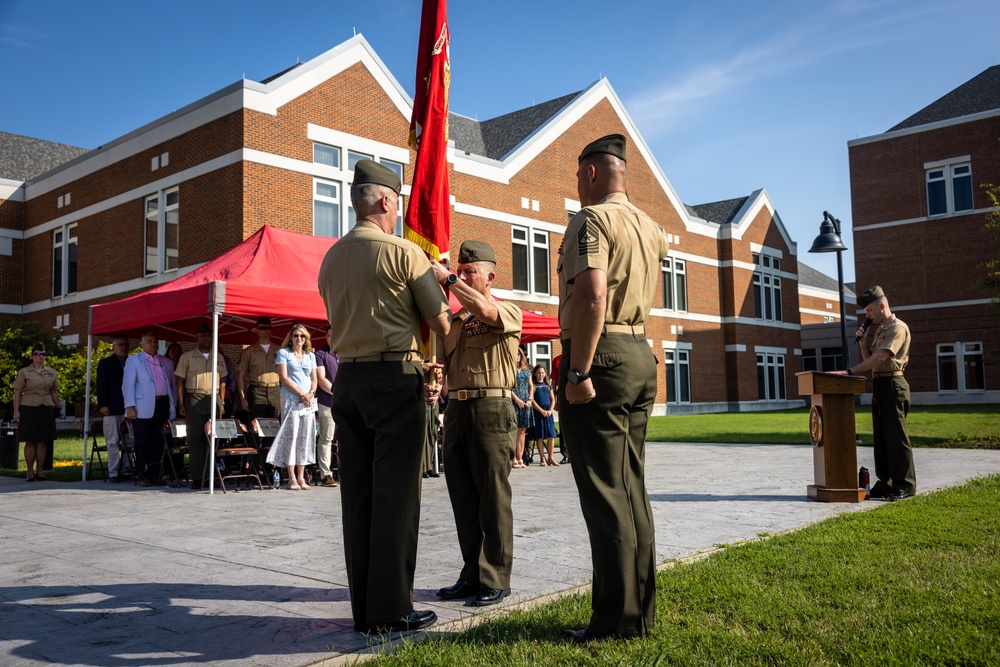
{"left": 257, "top": 326, "right": 271, "bottom": 331}
{"left": 33, "top": 352, "right": 46, "bottom": 357}
{"left": 292, "top": 334, "right": 307, "bottom": 339}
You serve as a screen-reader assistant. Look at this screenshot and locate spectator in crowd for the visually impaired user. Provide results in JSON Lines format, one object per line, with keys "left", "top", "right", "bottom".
{"left": 428, "top": 240, "right": 521, "bottom": 607}
{"left": 12, "top": 343, "right": 60, "bottom": 482}
{"left": 266, "top": 323, "right": 318, "bottom": 490}
{"left": 313, "top": 324, "right": 340, "bottom": 487}
{"left": 530, "top": 365, "right": 558, "bottom": 467}
{"left": 165, "top": 342, "right": 183, "bottom": 369}
{"left": 511, "top": 348, "right": 532, "bottom": 469}
{"left": 221, "top": 350, "right": 237, "bottom": 418}
{"left": 123, "top": 332, "right": 177, "bottom": 487}
{"left": 96, "top": 334, "right": 131, "bottom": 481}
{"left": 238, "top": 317, "right": 281, "bottom": 420}
{"left": 175, "top": 323, "right": 227, "bottom": 490}
{"left": 318, "top": 159, "right": 450, "bottom": 634}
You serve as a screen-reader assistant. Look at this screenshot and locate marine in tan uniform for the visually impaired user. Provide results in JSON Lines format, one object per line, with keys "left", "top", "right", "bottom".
{"left": 237, "top": 316, "right": 280, "bottom": 421}
{"left": 175, "top": 323, "right": 227, "bottom": 490}
{"left": 838, "top": 286, "right": 916, "bottom": 500}
{"left": 558, "top": 133, "right": 669, "bottom": 642}
{"left": 318, "top": 159, "right": 451, "bottom": 634}
{"left": 426, "top": 240, "right": 522, "bottom": 607}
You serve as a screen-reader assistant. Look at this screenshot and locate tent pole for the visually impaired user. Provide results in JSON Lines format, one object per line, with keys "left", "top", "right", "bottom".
{"left": 81, "top": 308, "right": 94, "bottom": 482}
{"left": 209, "top": 310, "right": 220, "bottom": 495}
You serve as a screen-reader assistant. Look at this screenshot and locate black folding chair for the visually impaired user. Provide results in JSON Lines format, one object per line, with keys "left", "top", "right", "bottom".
{"left": 203, "top": 419, "right": 264, "bottom": 493}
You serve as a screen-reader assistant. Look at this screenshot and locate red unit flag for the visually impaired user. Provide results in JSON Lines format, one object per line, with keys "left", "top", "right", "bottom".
{"left": 405, "top": 0, "right": 451, "bottom": 262}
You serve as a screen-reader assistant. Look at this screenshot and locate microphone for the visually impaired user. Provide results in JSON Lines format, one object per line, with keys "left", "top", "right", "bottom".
{"left": 854, "top": 318, "right": 872, "bottom": 343}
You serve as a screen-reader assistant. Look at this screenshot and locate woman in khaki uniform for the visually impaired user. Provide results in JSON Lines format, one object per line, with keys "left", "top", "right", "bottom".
{"left": 12, "top": 343, "right": 60, "bottom": 482}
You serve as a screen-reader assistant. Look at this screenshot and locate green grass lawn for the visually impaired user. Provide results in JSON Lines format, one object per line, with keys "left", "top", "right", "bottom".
{"left": 368, "top": 475, "right": 1000, "bottom": 666}
{"left": 647, "top": 404, "right": 1000, "bottom": 448}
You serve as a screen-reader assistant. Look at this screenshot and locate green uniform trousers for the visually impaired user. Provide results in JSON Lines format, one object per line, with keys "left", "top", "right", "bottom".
{"left": 248, "top": 384, "right": 280, "bottom": 421}
{"left": 331, "top": 361, "right": 426, "bottom": 627}
{"left": 185, "top": 393, "right": 212, "bottom": 485}
{"left": 872, "top": 376, "right": 916, "bottom": 494}
{"left": 559, "top": 333, "right": 657, "bottom": 638}
{"left": 443, "top": 396, "right": 517, "bottom": 590}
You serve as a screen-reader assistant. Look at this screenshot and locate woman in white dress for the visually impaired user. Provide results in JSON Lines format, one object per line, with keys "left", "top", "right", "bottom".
{"left": 267, "top": 323, "right": 318, "bottom": 490}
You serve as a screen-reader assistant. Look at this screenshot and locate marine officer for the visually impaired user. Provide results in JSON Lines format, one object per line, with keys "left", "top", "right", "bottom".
{"left": 237, "top": 316, "right": 280, "bottom": 421}
{"left": 175, "top": 322, "right": 227, "bottom": 490}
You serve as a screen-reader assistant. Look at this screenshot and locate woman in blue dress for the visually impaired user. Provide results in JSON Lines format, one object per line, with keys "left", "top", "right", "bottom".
{"left": 530, "top": 365, "right": 559, "bottom": 467}
{"left": 512, "top": 349, "right": 532, "bottom": 468}
{"left": 267, "top": 323, "right": 318, "bottom": 490}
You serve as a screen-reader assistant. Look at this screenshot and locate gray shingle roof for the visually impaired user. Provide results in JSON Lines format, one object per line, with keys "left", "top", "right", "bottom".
{"left": 450, "top": 92, "right": 579, "bottom": 160}
{"left": 799, "top": 261, "right": 855, "bottom": 295}
{"left": 889, "top": 65, "right": 1000, "bottom": 131}
{"left": 689, "top": 197, "right": 748, "bottom": 225}
{"left": 0, "top": 131, "right": 89, "bottom": 181}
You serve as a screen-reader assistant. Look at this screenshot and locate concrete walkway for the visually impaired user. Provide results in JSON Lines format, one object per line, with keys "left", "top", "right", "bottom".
{"left": 2, "top": 443, "right": 999, "bottom": 666}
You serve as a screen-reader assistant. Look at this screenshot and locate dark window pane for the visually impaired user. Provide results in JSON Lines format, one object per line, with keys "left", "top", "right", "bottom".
{"left": 663, "top": 271, "right": 673, "bottom": 310}
{"left": 666, "top": 357, "right": 676, "bottom": 403}
{"left": 512, "top": 243, "right": 528, "bottom": 291}
{"left": 753, "top": 274, "right": 762, "bottom": 318}
{"left": 938, "top": 356, "right": 957, "bottom": 390}
{"left": 964, "top": 352, "right": 984, "bottom": 390}
{"left": 757, "top": 364, "right": 766, "bottom": 399}
{"left": 67, "top": 242, "right": 77, "bottom": 293}
{"left": 679, "top": 364, "right": 690, "bottom": 403}
{"left": 953, "top": 174, "right": 973, "bottom": 212}
{"left": 533, "top": 245, "right": 549, "bottom": 293}
{"left": 53, "top": 246, "right": 62, "bottom": 297}
{"left": 927, "top": 179, "right": 947, "bottom": 215}
{"left": 676, "top": 272, "right": 687, "bottom": 311}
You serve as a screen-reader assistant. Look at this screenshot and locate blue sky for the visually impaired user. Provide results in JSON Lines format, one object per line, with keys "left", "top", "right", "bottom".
{"left": 3, "top": 0, "right": 999, "bottom": 283}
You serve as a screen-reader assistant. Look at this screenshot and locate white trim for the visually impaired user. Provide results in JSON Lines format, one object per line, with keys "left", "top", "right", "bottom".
{"left": 724, "top": 344, "right": 747, "bottom": 352}
{"left": 20, "top": 262, "right": 206, "bottom": 314}
{"left": 853, "top": 207, "right": 994, "bottom": 231}
{"left": 0, "top": 228, "right": 22, "bottom": 240}
{"left": 924, "top": 155, "right": 971, "bottom": 169}
{"left": 661, "top": 340, "right": 693, "bottom": 350}
{"left": 490, "top": 288, "right": 559, "bottom": 307}
{"left": 59, "top": 334, "right": 80, "bottom": 346}
{"left": 798, "top": 284, "right": 854, "bottom": 302}
{"left": 307, "top": 125, "right": 410, "bottom": 164}
{"left": 564, "top": 198, "right": 580, "bottom": 212}
{"left": 454, "top": 201, "right": 567, "bottom": 235}
{"left": 793, "top": 348, "right": 802, "bottom": 355}
{"left": 848, "top": 107, "right": 1000, "bottom": 147}
{"left": 800, "top": 307, "right": 842, "bottom": 318}
{"left": 754, "top": 345, "right": 788, "bottom": 354}
{"left": 893, "top": 298, "right": 993, "bottom": 312}
{"left": 0, "top": 179, "right": 24, "bottom": 201}
{"left": 725, "top": 317, "right": 800, "bottom": 331}
{"left": 0, "top": 304, "right": 21, "bottom": 314}
{"left": 749, "top": 242, "right": 783, "bottom": 259}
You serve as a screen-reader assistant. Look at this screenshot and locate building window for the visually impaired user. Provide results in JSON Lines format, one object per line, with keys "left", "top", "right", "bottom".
{"left": 313, "top": 142, "right": 341, "bottom": 168}
{"left": 52, "top": 223, "right": 78, "bottom": 297}
{"left": 802, "top": 349, "right": 817, "bottom": 372}
{"left": 752, "top": 252, "right": 782, "bottom": 322}
{"left": 511, "top": 226, "right": 550, "bottom": 295}
{"left": 927, "top": 163, "right": 974, "bottom": 216}
{"left": 144, "top": 188, "right": 179, "bottom": 276}
{"left": 757, "top": 353, "right": 786, "bottom": 400}
{"left": 528, "top": 341, "right": 552, "bottom": 376}
{"left": 314, "top": 179, "right": 341, "bottom": 238}
{"left": 662, "top": 258, "right": 688, "bottom": 311}
{"left": 348, "top": 150, "right": 374, "bottom": 171}
{"left": 937, "top": 342, "right": 985, "bottom": 391}
{"left": 382, "top": 159, "right": 405, "bottom": 237}
{"left": 665, "top": 349, "right": 691, "bottom": 403}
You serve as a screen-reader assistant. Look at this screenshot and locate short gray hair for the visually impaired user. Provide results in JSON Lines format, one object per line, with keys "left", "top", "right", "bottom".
{"left": 351, "top": 183, "right": 394, "bottom": 218}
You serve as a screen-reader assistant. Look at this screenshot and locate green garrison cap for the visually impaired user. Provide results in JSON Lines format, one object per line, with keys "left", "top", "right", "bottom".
{"left": 353, "top": 159, "right": 401, "bottom": 194}
{"left": 459, "top": 240, "right": 496, "bottom": 264}
{"left": 858, "top": 286, "right": 885, "bottom": 308}
{"left": 579, "top": 133, "right": 627, "bottom": 163}
{"left": 196, "top": 322, "right": 211, "bottom": 334}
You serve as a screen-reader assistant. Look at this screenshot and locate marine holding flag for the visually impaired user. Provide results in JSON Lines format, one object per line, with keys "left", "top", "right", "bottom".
{"left": 405, "top": 0, "right": 451, "bottom": 262}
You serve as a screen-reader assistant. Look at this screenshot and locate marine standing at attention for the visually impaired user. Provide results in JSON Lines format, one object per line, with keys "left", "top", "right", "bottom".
{"left": 558, "top": 133, "right": 669, "bottom": 642}
{"left": 318, "top": 159, "right": 451, "bottom": 635}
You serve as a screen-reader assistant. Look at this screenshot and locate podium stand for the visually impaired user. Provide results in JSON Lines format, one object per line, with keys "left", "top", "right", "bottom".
{"left": 796, "top": 371, "right": 866, "bottom": 502}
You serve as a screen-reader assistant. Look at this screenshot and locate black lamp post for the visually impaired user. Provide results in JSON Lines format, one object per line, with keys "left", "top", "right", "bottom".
{"left": 809, "top": 211, "right": 850, "bottom": 371}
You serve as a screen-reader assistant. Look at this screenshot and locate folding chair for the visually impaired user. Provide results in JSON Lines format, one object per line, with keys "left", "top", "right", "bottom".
{"left": 249, "top": 417, "right": 280, "bottom": 484}
{"left": 87, "top": 419, "right": 109, "bottom": 481}
{"left": 162, "top": 419, "right": 190, "bottom": 486}
{"left": 118, "top": 419, "right": 138, "bottom": 485}
{"left": 203, "top": 418, "right": 264, "bottom": 493}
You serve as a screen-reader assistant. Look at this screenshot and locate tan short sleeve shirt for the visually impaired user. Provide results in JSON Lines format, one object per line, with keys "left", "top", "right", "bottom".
{"left": 444, "top": 300, "right": 522, "bottom": 389}
{"left": 175, "top": 350, "right": 227, "bottom": 395}
{"left": 238, "top": 342, "right": 279, "bottom": 385}
{"left": 866, "top": 315, "right": 910, "bottom": 374}
{"left": 558, "top": 192, "right": 670, "bottom": 332}
{"left": 13, "top": 365, "right": 59, "bottom": 407}
{"left": 318, "top": 220, "right": 450, "bottom": 357}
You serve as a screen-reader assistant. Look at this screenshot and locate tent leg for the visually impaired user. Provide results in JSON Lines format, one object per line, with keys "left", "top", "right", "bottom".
{"left": 82, "top": 310, "right": 94, "bottom": 482}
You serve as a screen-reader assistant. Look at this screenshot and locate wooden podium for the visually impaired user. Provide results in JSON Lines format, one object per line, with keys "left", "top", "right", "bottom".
{"left": 796, "top": 371, "right": 866, "bottom": 502}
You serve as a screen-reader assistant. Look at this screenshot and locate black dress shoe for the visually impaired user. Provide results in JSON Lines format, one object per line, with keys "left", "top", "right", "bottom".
{"left": 473, "top": 588, "right": 510, "bottom": 607}
{"left": 887, "top": 489, "right": 911, "bottom": 501}
{"left": 564, "top": 628, "right": 594, "bottom": 643}
{"left": 363, "top": 610, "right": 438, "bottom": 634}
{"left": 437, "top": 579, "right": 478, "bottom": 599}
{"left": 868, "top": 481, "right": 891, "bottom": 499}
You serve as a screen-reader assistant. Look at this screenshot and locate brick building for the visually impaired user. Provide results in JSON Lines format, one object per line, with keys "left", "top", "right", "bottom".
{"left": 848, "top": 65, "right": 1000, "bottom": 404}
{"left": 1, "top": 35, "right": 812, "bottom": 414}
{"left": 797, "top": 262, "right": 859, "bottom": 373}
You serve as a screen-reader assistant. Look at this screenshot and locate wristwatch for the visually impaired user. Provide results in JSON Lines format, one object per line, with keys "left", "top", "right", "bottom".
{"left": 567, "top": 369, "right": 591, "bottom": 384}
{"left": 445, "top": 273, "right": 458, "bottom": 285}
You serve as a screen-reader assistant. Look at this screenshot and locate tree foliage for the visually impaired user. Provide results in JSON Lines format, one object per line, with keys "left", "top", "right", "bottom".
{"left": 982, "top": 182, "right": 1000, "bottom": 306}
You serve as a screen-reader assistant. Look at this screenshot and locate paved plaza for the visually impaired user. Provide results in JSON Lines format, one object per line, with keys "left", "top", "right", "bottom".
{"left": 2, "top": 442, "right": 999, "bottom": 666}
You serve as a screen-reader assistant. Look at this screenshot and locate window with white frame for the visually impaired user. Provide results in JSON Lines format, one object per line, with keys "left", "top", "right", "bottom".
{"left": 927, "top": 162, "right": 974, "bottom": 216}
{"left": 528, "top": 341, "right": 552, "bottom": 376}
{"left": 757, "top": 352, "right": 786, "bottom": 400}
{"left": 313, "top": 179, "right": 341, "bottom": 238}
{"left": 52, "top": 223, "right": 78, "bottom": 297}
{"left": 314, "top": 156, "right": 405, "bottom": 238}
{"left": 665, "top": 348, "right": 691, "bottom": 403}
{"left": 511, "top": 226, "right": 550, "bottom": 295}
{"left": 937, "top": 342, "right": 985, "bottom": 391}
{"left": 144, "top": 188, "right": 179, "bottom": 276}
{"left": 752, "top": 252, "right": 782, "bottom": 322}
{"left": 662, "top": 257, "right": 687, "bottom": 311}
{"left": 313, "top": 142, "right": 341, "bottom": 168}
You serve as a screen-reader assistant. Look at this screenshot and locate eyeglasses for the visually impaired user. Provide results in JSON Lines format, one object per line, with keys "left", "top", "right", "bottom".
{"left": 257, "top": 326, "right": 271, "bottom": 331}
{"left": 292, "top": 334, "right": 307, "bottom": 339}
{"left": 32, "top": 352, "right": 46, "bottom": 357}
{"left": 114, "top": 342, "right": 128, "bottom": 347}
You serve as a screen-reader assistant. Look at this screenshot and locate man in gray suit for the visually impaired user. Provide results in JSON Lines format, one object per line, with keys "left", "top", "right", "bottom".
{"left": 123, "top": 332, "right": 177, "bottom": 487}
